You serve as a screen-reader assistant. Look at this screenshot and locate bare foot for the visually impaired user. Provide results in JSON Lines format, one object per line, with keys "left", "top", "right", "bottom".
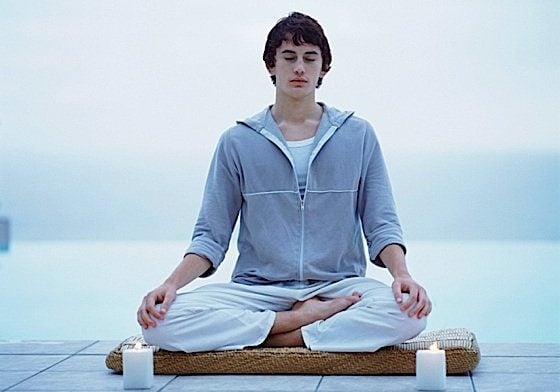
{"left": 292, "top": 292, "right": 361, "bottom": 325}
{"left": 263, "top": 292, "right": 363, "bottom": 344}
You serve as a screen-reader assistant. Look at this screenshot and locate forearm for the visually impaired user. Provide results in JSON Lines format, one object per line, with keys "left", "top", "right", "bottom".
{"left": 380, "top": 244, "right": 432, "bottom": 317}
{"left": 379, "top": 244, "right": 411, "bottom": 279}
{"left": 164, "top": 253, "right": 212, "bottom": 290}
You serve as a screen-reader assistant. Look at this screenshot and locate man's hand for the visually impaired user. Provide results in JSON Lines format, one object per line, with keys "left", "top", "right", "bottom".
{"left": 137, "top": 283, "right": 177, "bottom": 329}
{"left": 378, "top": 244, "right": 432, "bottom": 319}
{"left": 136, "top": 254, "right": 211, "bottom": 329}
{"left": 392, "top": 275, "right": 431, "bottom": 319}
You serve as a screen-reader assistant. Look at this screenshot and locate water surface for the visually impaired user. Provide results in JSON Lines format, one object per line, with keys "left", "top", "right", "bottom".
{"left": 0, "top": 240, "right": 557, "bottom": 343}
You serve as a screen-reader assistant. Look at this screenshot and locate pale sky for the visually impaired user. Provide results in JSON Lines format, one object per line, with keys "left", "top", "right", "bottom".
{"left": 0, "top": 1, "right": 558, "bottom": 241}
{"left": 1, "top": 0, "right": 558, "bottom": 160}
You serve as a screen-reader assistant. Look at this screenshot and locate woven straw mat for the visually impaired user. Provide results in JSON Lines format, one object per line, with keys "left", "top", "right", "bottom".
{"left": 105, "top": 327, "right": 480, "bottom": 375}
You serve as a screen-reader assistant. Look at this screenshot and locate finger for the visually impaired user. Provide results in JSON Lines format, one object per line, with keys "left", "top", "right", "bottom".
{"left": 408, "top": 289, "right": 427, "bottom": 317}
{"left": 409, "top": 301, "right": 425, "bottom": 318}
{"left": 146, "top": 307, "right": 160, "bottom": 328}
{"left": 425, "top": 301, "right": 433, "bottom": 317}
{"left": 415, "top": 301, "right": 429, "bottom": 318}
{"left": 392, "top": 281, "right": 403, "bottom": 304}
{"left": 403, "top": 286, "right": 419, "bottom": 313}
{"left": 137, "top": 298, "right": 149, "bottom": 328}
{"left": 418, "top": 298, "right": 433, "bottom": 318}
{"left": 145, "top": 293, "right": 165, "bottom": 320}
{"left": 400, "top": 286, "right": 416, "bottom": 310}
{"left": 137, "top": 303, "right": 154, "bottom": 329}
{"left": 160, "top": 291, "right": 176, "bottom": 315}
{"left": 137, "top": 300, "right": 155, "bottom": 328}
{"left": 137, "top": 309, "right": 148, "bottom": 329}
{"left": 416, "top": 305, "right": 427, "bottom": 319}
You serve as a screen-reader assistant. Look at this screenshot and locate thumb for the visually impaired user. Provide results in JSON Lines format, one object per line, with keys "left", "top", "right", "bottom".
{"left": 160, "top": 290, "right": 176, "bottom": 314}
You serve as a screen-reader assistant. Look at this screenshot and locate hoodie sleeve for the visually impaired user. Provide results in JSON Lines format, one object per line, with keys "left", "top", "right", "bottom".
{"left": 185, "top": 129, "right": 242, "bottom": 276}
{"left": 357, "top": 122, "right": 406, "bottom": 268}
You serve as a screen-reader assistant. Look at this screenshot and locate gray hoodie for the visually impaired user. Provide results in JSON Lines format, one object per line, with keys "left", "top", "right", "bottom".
{"left": 186, "top": 103, "right": 405, "bottom": 286}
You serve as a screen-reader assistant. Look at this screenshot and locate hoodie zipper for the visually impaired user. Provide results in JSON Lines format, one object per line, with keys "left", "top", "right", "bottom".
{"left": 298, "top": 125, "right": 338, "bottom": 281}
{"left": 261, "top": 125, "right": 339, "bottom": 281}
{"left": 298, "top": 196, "right": 305, "bottom": 281}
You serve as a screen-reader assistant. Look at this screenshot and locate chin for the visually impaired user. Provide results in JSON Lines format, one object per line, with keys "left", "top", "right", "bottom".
{"left": 282, "top": 87, "right": 314, "bottom": 99}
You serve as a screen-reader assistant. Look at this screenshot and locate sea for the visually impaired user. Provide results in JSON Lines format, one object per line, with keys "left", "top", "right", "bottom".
{"left": 0, "top": 240, "right": 558, "bottom": 343}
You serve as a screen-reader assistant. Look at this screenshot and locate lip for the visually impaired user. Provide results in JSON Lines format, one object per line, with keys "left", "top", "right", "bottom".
{"left": 290, "top": 79, "right": 307, "bottom": 83}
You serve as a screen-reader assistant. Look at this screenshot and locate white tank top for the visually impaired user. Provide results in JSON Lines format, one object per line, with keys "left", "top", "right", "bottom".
{"left": 286, "top": 136, "right": 315, "bottom": 198}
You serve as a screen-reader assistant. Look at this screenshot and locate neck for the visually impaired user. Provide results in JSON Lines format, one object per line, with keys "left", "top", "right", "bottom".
{"left": 271, "top": 94, "right": 322, "bottom": 124}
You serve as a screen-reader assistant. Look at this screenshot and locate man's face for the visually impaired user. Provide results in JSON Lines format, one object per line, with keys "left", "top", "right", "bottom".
{"left": 268, "top": 39, "right": 325, "bottom": 98}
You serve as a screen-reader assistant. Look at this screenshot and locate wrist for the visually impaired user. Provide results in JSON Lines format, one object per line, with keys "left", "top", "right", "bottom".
{"left": 384, "top": 259, "right": 412, "bottom": 280}
{"left": 379, "top": 244, "right": 411, "bottom": 279}
{"left": 393, "top": 272, "right": 412, "bottom": 280}
{"left": 162, "top": 279, "right": 179, "bottom": 291}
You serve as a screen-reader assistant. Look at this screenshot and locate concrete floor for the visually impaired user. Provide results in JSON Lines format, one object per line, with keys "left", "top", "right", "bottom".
{"left": 0, "top": 341, "right": 558, "bottom": 391}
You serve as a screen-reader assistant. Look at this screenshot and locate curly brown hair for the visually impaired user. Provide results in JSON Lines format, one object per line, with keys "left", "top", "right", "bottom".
{"left": 263, "top": 12, "right": 332, "bottom": 88}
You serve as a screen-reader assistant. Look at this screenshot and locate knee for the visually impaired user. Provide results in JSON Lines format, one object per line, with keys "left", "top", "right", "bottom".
{"left": 141, "top": 322, "right": 166, "bottom": 349}
{"left": 400, "top": 313, "right": 427, "bottom": 341}
{"left": 141, "top": 307, "right": 181, "bottom": 351}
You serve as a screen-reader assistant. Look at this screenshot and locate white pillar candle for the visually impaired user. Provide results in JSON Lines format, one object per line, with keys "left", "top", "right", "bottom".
{"left": 123, "top": 342, "right": 154, "bottom": 390}
{"left": 416, "top": 341, "right": 446, "bottom": 391}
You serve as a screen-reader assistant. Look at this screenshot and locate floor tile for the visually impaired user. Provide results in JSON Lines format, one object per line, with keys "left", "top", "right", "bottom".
{"left": 48, "top": 355, "right": 108, "bottom": 372}
{"left": 9, "top": 371, "right": 175, "bottom": 391}
{"left": 474, "top": 356, "right": 560, "bottom": 374}
{"left": 0, "top": 371, "right": 37, "bottom": 390}
{"left": 318, "top": 375, "right": 474, "bottom": 391}
{"left": 479, "top": 343, "right": 560, "bottom": 357}
{"left": 472, "top": 372, "right": 560, "bottom": 391}
{"left": 79, "top": 340, "right": 121, "bottom": 355}
{"left": 0, "top": 355, "right": 67, "bottom": 371}
{"left": 0, "top": 341, "right": 95, "bottom": 355}
{"left": 163, "top": 375, "right": 322, "bottom": 392}
{"left": 3, "top": 341, "right": 559, "bottom": 391}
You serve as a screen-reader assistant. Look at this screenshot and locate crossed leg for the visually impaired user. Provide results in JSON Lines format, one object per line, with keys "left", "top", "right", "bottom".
{"left": 143, "top": 277, "right": 426, "bottom": 353}
{"left": 262, "top": 292, "right": 362, "bottom": 347}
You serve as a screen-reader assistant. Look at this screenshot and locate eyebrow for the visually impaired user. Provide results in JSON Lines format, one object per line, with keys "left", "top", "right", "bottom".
{"left": 280, "top": 49, "right": 320, "bottom": 56}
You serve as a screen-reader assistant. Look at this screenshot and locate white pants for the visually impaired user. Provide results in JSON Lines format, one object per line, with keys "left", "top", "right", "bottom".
{"left": 143, "top": 277, "right": 426, "bottom": 353}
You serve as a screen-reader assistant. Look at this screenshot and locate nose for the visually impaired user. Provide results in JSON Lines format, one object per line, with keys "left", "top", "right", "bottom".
{"left": 293, "top": 59, "right": 305, "bottom": 75}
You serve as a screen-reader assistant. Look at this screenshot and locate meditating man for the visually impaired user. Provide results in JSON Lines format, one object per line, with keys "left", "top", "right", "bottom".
{"left": 137, "top": 12, "right": 431, "bottom": 352}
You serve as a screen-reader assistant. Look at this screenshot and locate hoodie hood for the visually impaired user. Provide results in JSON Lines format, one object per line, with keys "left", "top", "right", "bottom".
{"left": 236, "top": 102, "right": 354, "bottom": 143}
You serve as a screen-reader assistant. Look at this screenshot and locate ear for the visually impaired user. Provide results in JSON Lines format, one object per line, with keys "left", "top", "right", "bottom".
{"left": 266, "top": 64, "right": 275, "bottom": 76}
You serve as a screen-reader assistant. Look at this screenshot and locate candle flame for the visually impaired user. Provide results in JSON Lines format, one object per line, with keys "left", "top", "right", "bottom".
{"left": 429, "top": 341, "right": 439, "bottom": 351}
{"left": 134, "top": 342, "right": 142, "bottom": 350}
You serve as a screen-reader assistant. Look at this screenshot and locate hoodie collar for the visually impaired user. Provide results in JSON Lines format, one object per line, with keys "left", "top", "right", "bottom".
{"left": 237, "top": 103, "right": 354, "bottom": 141}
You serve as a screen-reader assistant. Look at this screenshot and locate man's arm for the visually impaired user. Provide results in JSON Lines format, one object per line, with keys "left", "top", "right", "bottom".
{"left": 137, "top": 132, "right": 242, "bottom": 329}
{"left": 137, "top": 253, "right": 211, "bottom": 329}
{"left": 379, "top": 244, "right": 432, "bottom": 319}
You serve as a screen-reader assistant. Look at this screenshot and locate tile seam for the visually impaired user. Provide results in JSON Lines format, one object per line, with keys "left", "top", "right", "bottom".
{"left": 314, "top": 375, "right": 324, "bottom": 392}
{"left": 469, "top": 371, "right": 478, "bottom": 392}
{"left": 1, "top": 354, "right": 73, "bottom": 391}
{"left": 156, "top": 375, "right": 178, "bottom": 391}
